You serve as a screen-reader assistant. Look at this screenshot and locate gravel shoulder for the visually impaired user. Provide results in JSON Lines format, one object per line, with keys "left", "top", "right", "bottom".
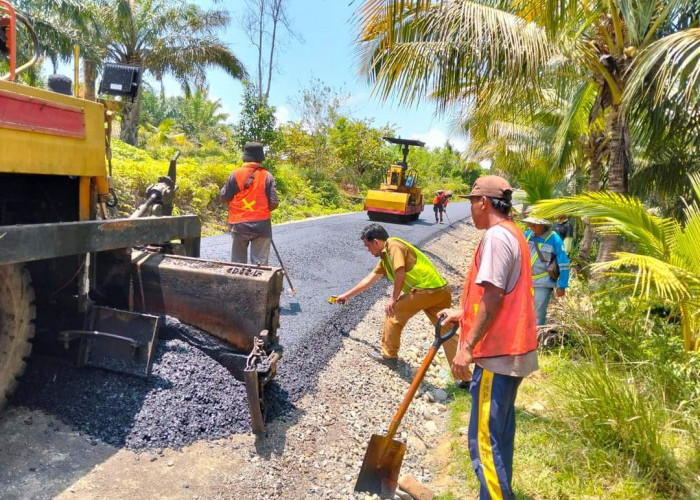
{"left": 4, "top": 220, "right": 481, "bottom": 500}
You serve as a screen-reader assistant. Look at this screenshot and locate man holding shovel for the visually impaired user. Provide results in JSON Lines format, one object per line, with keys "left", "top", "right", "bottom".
{"left": 333, "top": 224, "right": 467, "bottom": 385}
{"left": 439, "top": 175, "right": 538, "bottom": 500}
{"left": 220, "top": 142, "right": 278, "bottom": 265}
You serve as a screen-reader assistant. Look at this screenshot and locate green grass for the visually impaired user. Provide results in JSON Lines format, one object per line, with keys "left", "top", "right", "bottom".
{"left": 437, "top": 349, "right": 698, "bottom": 500}
{"left": 110, "top": 140, "right": 363, "bottom": 235}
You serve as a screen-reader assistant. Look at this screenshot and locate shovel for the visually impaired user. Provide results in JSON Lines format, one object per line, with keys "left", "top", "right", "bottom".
{"left": 270, "top": 238, "right": 296, "bottom": 294}
{"left": 354, "top": 317, "right": 458, "bottom": 496}
{"left": 444, "top": 210, "right": 453, "bottom": 226}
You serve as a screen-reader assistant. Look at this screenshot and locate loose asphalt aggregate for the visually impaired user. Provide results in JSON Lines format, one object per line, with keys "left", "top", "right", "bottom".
{"left": 9, "top": 203, "right": 472, "bottom": 450}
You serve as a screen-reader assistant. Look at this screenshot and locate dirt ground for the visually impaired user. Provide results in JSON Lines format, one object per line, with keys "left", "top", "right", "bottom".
{"left": 1, "top": 221, "right": 480, "bottom": 500}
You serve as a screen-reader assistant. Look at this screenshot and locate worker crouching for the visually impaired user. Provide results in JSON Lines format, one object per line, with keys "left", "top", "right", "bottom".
{"left": 333, "top": 224, "right": 466, "bottom": 385}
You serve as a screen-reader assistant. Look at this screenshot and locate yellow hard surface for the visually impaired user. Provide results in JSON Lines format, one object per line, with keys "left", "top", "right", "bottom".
{"left": 0, "top": 80, "right": 106, "bottom": 176}
{"left": 365, "top": 189, "right": 410, "bottom": 212}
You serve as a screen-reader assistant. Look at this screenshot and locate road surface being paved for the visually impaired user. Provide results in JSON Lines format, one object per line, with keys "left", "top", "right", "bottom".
{"left": 4, "top": 203, "right": 471, "bottom": 467}
{"left": 202, "top": 202, "right": 472, "bottom": 355}
{"left": 202, "top": 202, "right": 473, "bottom": 406}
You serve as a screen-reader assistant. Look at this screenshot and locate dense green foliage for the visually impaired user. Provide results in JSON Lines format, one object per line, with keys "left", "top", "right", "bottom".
{"left": 233, "top": 81, "right": 280, "bottom": 151}
{"left": 111, "top": 85, "right": 473, "bottom": 235}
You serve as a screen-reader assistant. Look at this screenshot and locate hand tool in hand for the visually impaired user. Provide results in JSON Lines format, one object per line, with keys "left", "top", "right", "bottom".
{"left": 354, "top": 316, "right": 458, "bottom": 495}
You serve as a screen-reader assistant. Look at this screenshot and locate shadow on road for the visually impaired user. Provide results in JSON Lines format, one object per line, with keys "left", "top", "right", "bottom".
{"left": 0, "top": 407, "right": 118, "bottom": 500}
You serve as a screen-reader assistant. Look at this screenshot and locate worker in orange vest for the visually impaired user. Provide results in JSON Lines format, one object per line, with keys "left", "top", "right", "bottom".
{"left": 439, "top": 175, "right": 537, "bottom": 500}
{"left": 432, "top": 189, "right": 450, "bottom": 224}
{"left": 220, "top": 142, "right": 279, "bottom": 265}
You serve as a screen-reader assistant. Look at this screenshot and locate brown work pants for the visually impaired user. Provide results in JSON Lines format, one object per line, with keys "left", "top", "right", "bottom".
{"left": 381, "top": 285, "right": 461, "bottom": 377}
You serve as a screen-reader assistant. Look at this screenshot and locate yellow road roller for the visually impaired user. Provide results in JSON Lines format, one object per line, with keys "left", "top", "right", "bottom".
{"left": 365, "top": 137, "right": 425, "bottom": 223}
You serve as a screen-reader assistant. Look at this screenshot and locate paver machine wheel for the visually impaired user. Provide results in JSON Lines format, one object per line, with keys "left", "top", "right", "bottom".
{"left": 0, "top": 263, "right": 35, "bottom": 408}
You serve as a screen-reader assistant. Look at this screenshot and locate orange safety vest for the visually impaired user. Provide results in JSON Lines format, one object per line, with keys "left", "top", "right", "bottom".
{"left": 459, "top": 220, "right": 537, "bottom": 357}
{"left": 433, "top": 193, "right": 447, "bottom": 205}
{"left": 227, "top": 163, "right": 271, "bottom": 224}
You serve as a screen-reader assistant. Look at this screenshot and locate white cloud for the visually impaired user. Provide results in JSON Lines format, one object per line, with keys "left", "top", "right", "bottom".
{"left": 275, "top": 106, "right": 291, "bottom": 125}
{"left": 410, "top": 128, "right": 468, "bottom": 152}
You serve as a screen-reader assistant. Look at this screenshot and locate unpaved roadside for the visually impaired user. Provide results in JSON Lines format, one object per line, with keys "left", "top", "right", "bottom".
{"left": 6, "top": 221, "right": 480, "bottom": 500}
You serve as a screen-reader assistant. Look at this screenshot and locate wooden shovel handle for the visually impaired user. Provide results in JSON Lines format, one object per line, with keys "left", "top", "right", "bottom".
{"left": 385, "top": 318, "right": 457, "bottom": 440}
{"left": 385, "top": 346, "right": 438, "bottom": 440}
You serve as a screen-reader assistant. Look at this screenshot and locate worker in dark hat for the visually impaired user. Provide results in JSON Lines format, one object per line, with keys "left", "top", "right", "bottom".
{"left": 220, "top": 142, "right": 278, "bottom": 265}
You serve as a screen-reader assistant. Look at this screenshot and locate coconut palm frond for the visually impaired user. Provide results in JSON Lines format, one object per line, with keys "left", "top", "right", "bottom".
{"left": 676, "top": 203, "right": 700, "bottom": 277}
{"left": 517, "top": 166, "right": 558, "bottom": 203}
{"left": 355, "top": 0, "right": 553, "bottom": 107}
{"left": 550, "top": 80, "right": 598, "bottom": 169}
{"left": 689, "top": 172, "right": 700, "bottom": 205}
{"left": 534, "top": 192, "right": 678, "bottom": 258}
{"left": 624, "top": 28, "right": 700, "bottom": 112}
{"left": 591, "top": 252, "right": 693, "bottom": 301}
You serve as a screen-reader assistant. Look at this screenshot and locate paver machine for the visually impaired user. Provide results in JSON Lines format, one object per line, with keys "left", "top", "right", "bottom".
{"left": 364, "top": 137, "right": 425, "bottom": 222}
{"left": 0, "top": 1, "right": 280, "bottom": 432}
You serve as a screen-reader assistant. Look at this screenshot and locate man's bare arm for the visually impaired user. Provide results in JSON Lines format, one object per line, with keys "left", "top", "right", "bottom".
{"left": 335, "top": 271, "right": 382, "bottom": 304}
{"left": 450, "top": 281, "right": 504, "bottom": 380}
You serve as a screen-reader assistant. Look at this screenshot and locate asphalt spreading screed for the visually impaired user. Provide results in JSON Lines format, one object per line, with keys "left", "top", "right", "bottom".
{"left": 10, "top": 288, "right": 380, "bottom": 450}
{"left": 12, "top": 318, "right": 252, "bottom": 449}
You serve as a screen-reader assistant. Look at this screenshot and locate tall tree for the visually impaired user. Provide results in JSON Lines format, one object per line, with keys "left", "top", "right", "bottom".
{"left": 356, "top": 0, "right": 700, "bottom": 260}
{"left": 92, "top": 0, "right": 246, "bottom": 145}
{"left": 290, "top": 79, "right": 346, "bottom": 178}
{"left": 233, "top": 80, "right": 278, "bottom": 149}
{"left": 242, "top": 0, "right": 299, "bottom": 101}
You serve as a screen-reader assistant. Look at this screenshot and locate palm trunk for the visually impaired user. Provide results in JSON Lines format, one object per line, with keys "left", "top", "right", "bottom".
{"left": 597, "top": 104, "right": 630, "bottom": 262}
{"left": 579, "top": 130, "right": 605, "bottom": 272}
{"left": 119, "top": 85, "right": 143, "bottom": 146}
{"left": 83, "top": 60, "right": 97, "bottom": 101}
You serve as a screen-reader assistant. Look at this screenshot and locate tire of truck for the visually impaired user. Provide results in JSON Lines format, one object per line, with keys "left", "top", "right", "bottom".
{"left": 0, "top": 263, "right": 36, "bottom": 409}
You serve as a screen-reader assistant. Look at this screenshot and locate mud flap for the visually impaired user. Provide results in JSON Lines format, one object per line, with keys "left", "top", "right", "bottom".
{"left": 59, "top": 306, "right": 160, "bottom": 378}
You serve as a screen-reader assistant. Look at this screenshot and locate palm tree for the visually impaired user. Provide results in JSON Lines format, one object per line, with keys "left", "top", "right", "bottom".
{"left": 355, "top": 0, "right": 700, "bottom": 259}
{"left": 534, "top": 175, "right": 700, "bottom": 352}
{"left": 171, "top": 87, "right": 229, "bottom": 142}
{"left": 10, "top": 0, "right": 102, "bottom": 84}
{"left": 87, "top": 0, "right": 245, "bottom": 145}
{"left": 11, "top": 0, "right": 246, "bottom": 145}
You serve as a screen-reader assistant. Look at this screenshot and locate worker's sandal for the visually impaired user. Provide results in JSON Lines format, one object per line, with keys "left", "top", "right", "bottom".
{"left": 367, "top": 351, "right": 398, "bottom": 368}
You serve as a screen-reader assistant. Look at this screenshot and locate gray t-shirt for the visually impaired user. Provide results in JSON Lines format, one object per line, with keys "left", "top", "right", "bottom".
{"left": 473, "top": 224, "right": 538, "bottom": 378}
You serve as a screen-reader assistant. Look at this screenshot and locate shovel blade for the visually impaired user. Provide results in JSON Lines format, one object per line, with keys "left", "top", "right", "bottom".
{"left": 354, "top": 434, "right": 406, "bottom": 495}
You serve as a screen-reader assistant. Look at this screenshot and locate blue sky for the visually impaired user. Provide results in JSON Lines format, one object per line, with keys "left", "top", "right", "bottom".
{"left": 167, "top": 0, "right": 469, "bottom": 151}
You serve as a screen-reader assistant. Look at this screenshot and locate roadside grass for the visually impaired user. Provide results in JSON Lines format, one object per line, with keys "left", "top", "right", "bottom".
{"left": 435, "top": 287, "right": 699, "bottom": 499}
{"left": 110, "top": 140, "right": 362, "bottom": 235}
{"left": 437, "top": 357, "right": 659, "bottom": 499}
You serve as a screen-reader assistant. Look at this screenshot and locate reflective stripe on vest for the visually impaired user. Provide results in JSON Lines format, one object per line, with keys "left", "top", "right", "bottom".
{"left": 527, "top": 231, "right": 554, "bottom": 281}
{"left": 380, "top": 237, "right": 446, "bottom": 292}
{"left": 459, "top": 220, "right": 537, "bottom": 357}
{"left": 227, "top": 163, "right": 271, "bottom": 224}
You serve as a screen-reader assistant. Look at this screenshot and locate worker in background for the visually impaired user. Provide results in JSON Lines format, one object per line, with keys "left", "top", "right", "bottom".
{"left": 438, "top": 175, "right": 538, "bottom": 500}
{"left": 523, "top": 216, "right": 570, "bottom": 326}
{"left": 433, "top": 189, "right": 450, "bottom": 224}
{"left": 333, "top": 223, "right": 468, "bottom": 387}
{"left": 552, "top": 214, "right": 574, "bottom": 255}
{"left": 220, "top": 142, "right": 278, "bottom": 265}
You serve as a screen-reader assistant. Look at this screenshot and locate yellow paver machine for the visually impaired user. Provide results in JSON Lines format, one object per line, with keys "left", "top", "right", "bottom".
{"left": 364, "top": 137, "right": 425, "bottom": 223}
{"left": 0, "top": 2, "right": 279, "bottom": 432}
